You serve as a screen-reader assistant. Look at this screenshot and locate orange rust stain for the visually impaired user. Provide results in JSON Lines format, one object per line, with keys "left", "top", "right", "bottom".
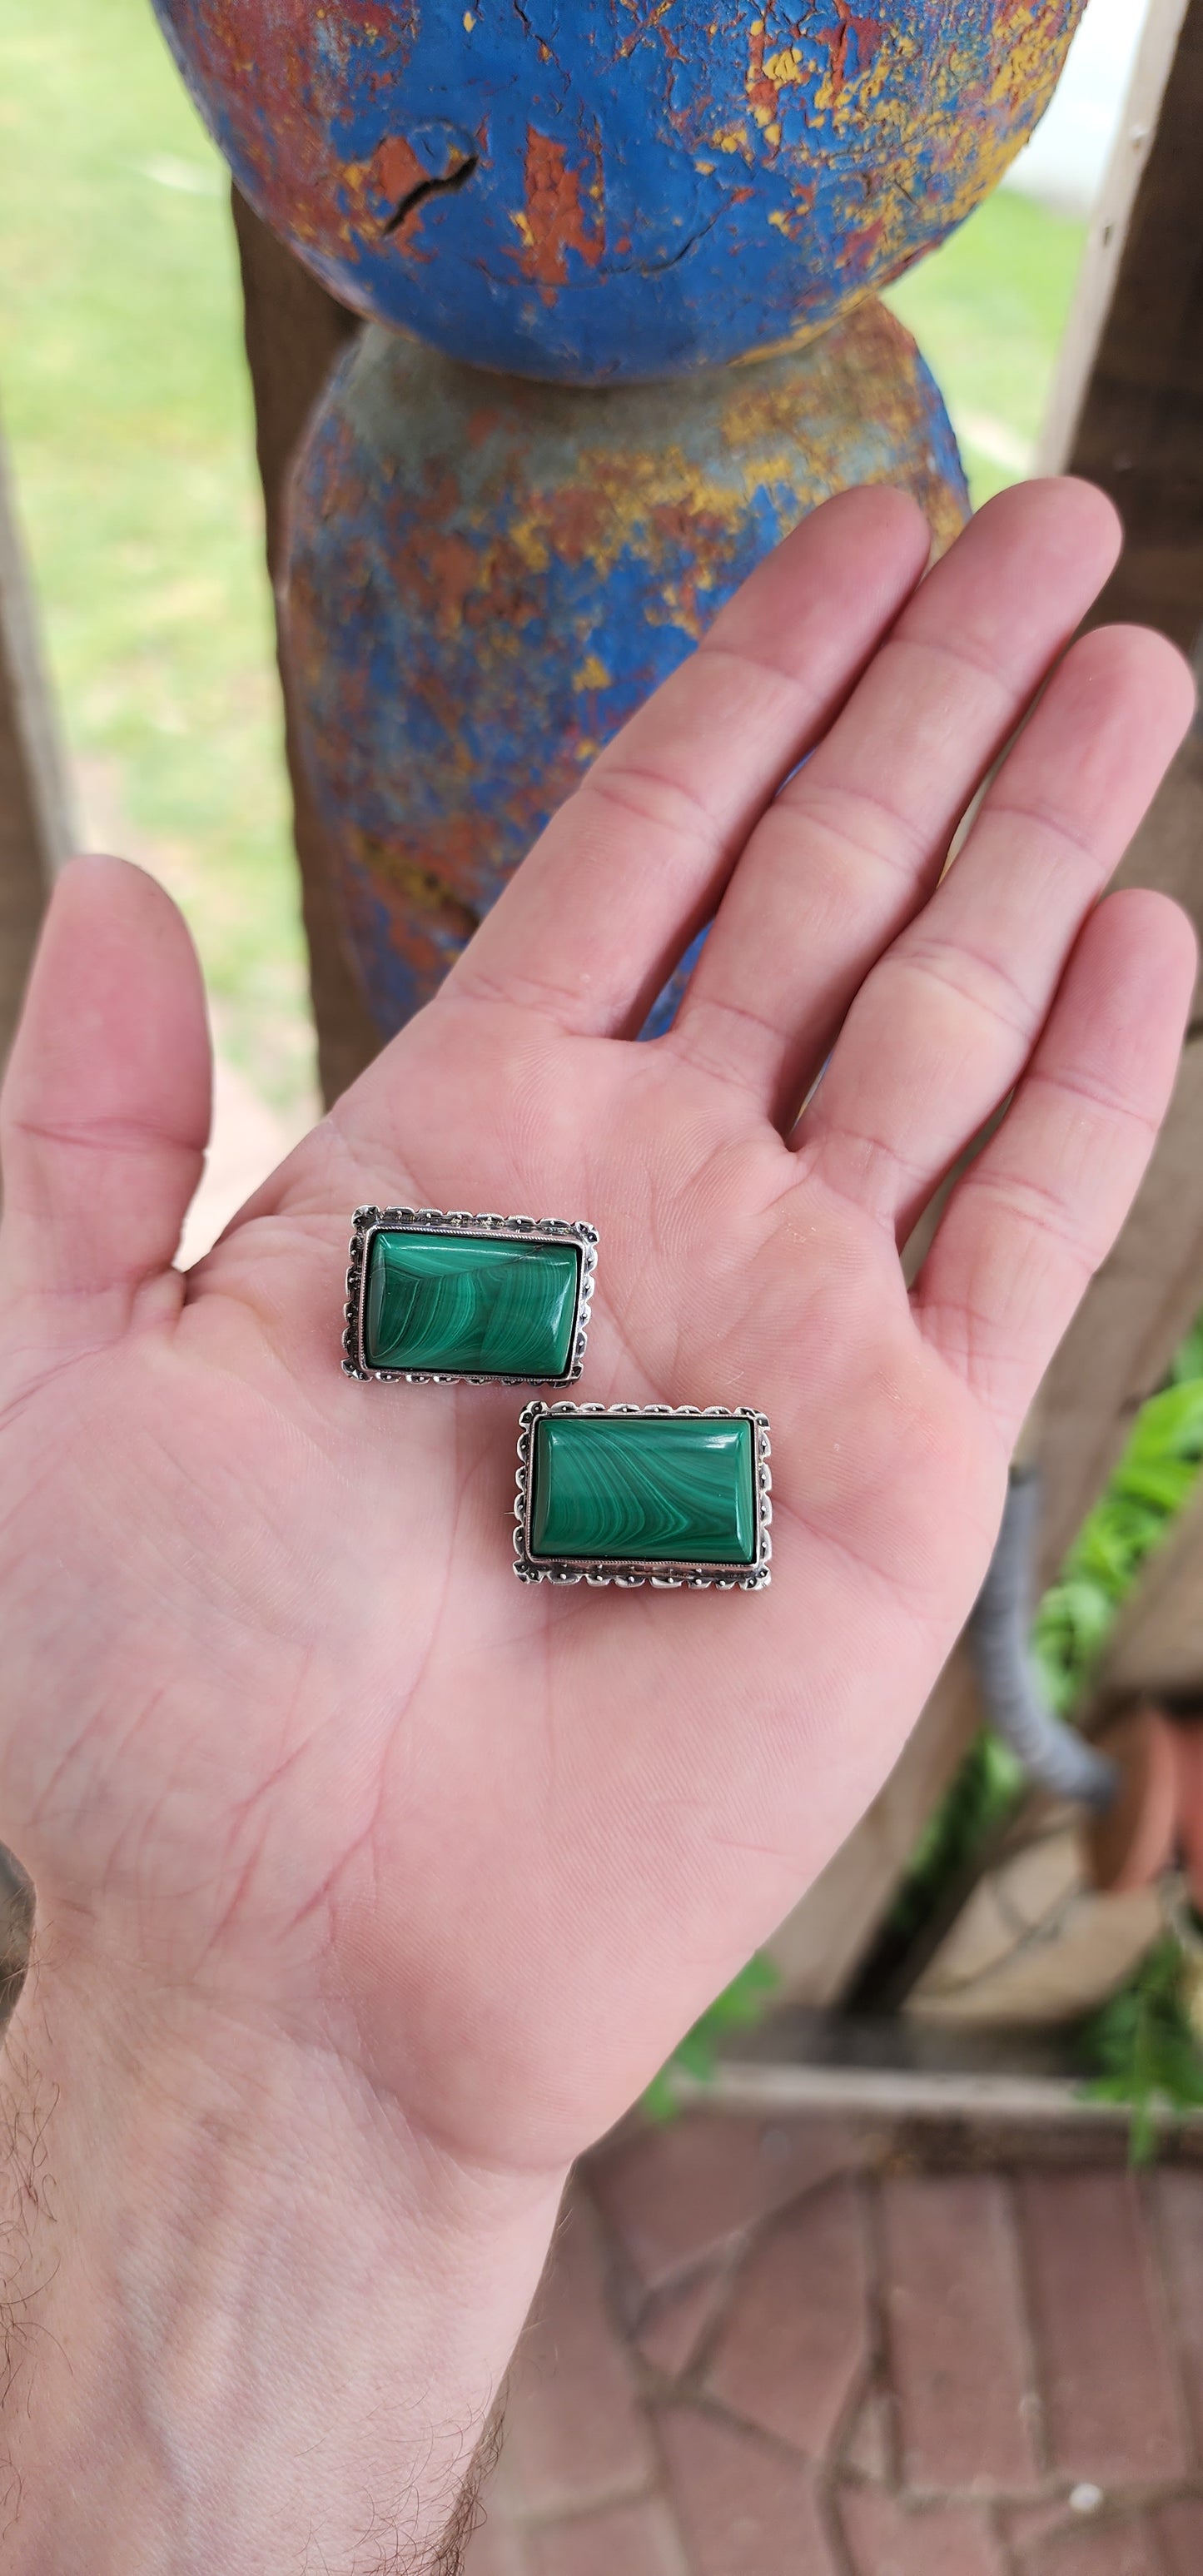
{"left": 374, "top": 132, "right": 429, "bottom": 206}
{"left": 368, "top": 134, "right": 439, "bottom": 260}
{"left": 350, "top": 833, "right": 480, "bottom": 946}
{"left": 422, "top": 531, "right": 480, "bottom": 634}
{"left": 818, "top": 1, "right": 884, "bottom": 98}
{"left": 768, "top": 181, "right": 816, "bottom": 243}
{"left": 529, "top": 482, "right": 614, "bottom": 569}
{"left": 615, "top": 1, "right": 685, "bottom": 62}
{"left": 515, "top": 127, "right": 605, "bottom": 289}
{"left": 460, "top": 569, "right": 534, "bottom": 635}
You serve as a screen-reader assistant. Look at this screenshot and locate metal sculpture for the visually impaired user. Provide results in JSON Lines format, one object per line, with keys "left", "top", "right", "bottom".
{"left": 149, "top": 1, "right": 1083, "bottom": 1040}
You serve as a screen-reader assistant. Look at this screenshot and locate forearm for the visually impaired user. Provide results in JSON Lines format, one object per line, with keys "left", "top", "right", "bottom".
{"left": 0, "top": 1935, "right": 564, "bottom": 2574}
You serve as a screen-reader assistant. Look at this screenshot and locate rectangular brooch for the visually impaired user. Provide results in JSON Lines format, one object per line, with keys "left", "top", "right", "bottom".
{"left": 514, "top": 1402, "right": 772, "bottom": 1589}
{"left": 345, "top": 1209, "right": 597, "bottom": 1385}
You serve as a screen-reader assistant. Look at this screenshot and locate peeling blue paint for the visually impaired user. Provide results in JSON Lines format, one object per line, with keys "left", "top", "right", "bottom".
{"left": 152, "top": 0, "right": 1084, "bottom": 383}
{"left": 286, "top": 308, "right": 968, "bottom": 1036}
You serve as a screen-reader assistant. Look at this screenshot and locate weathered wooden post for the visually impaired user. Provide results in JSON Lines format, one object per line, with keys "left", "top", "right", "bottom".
{"left": 0, "top": 423, "right": 72, "bottom": 1077}
{"left": 147, "top": 0, "right": 1084, "bottom": 1037}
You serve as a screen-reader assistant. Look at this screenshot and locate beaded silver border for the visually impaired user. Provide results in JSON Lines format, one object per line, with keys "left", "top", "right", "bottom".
{"left": 343, "top": 1207, "right": 599, "bottom": 1386}
{"left": 514, "top": 1400, "right": 772, "bottom": 1590}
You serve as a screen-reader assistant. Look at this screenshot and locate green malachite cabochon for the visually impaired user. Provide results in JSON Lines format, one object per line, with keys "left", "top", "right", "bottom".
{"left": 529, "top": 1415, "right": 757, "bottom": 1567}
{"left": 365, "top": 1230, "right": 580, "bottom": 1380}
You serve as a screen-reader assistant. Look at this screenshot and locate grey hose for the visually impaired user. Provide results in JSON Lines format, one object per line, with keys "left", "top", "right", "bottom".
{"left": 968, "top": 1469, "right": 1119, "bottom": 1813}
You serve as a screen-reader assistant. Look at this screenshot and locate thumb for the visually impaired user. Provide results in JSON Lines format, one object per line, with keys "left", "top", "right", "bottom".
{"left": 0, "top": 857, "right": 211, "bottom": 1325}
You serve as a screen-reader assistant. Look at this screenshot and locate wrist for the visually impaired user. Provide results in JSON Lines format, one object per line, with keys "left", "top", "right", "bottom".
{"left": 0, "top": 1927, "right": 564, "bottom": 2574}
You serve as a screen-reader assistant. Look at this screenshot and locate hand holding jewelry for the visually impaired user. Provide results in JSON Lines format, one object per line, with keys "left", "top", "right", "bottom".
{"left": 0, "top": 485, "right": 1194, "bottom": 2568}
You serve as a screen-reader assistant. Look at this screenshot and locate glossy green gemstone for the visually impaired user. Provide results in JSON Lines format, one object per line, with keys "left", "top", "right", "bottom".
{"left": 365, "top": 1230, "right": 580, "bottom": 1378}
{"left": 529, "top": 1414, "right": 757, "bottom": 1565}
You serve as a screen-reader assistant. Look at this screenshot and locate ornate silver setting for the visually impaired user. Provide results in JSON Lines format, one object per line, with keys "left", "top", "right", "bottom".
{"left": 344, "top": 1207, "right": 599, "bottom": 1386}
{"left": 514, "top": 1400, "right": 773, "bottom": 1591}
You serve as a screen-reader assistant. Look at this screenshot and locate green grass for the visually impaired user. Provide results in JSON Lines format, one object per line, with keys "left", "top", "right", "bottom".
{"left": 0, "top": 0, "right": 314, "bottom": 1111}
{"left": 886, "top": 188, "right": 1088, "bottom": 505}
{"left": 1081, "top": 1937, "right": 1203, "bottom": 2166}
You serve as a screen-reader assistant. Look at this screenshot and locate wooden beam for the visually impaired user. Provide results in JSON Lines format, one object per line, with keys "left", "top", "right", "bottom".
{"left": 230, "top": 190, "right": 380, "bottom": 1108}
{"left": 0, "top": 432, "right": 67, "bottom": 2008}
{"left": 1036, "top": 1027, "right": 1203, "bottom": 1569}
{"left": 0, "top": 422, "right": 71, "bottom": 1078}
{"left": 766, "top": 1656, "right": 978, "bottom": 2007}
{"left": 1038, "top": 0, "right": 1192, "bottom": 481}
{"left": 1092, "top": 1482, "right": 1203, "bottom": 1707}
{"left": 1048, "top": 0, "right": 1203, "bottom": 651}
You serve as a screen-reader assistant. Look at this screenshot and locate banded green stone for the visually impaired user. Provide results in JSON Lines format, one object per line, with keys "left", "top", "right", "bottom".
{"left": 365, "top": 1230, "right": 580, "bottom": 1378}
{"left": 529, "top": 1414, "right": 757, "bottom": 1566}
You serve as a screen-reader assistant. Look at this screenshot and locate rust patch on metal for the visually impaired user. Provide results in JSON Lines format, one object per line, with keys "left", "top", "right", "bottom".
{"left": 512, "top": 127, "right": 607, "bottom": 291}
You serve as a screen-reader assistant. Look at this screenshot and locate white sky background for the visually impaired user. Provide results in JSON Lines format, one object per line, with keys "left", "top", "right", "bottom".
{"left": 1005, "top": 0, "right": 1153, "bottom": 212}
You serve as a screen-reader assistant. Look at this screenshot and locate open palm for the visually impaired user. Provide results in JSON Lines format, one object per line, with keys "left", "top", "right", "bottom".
{"left": 0, "top": 482, "right": 1194, "bottom": 2178}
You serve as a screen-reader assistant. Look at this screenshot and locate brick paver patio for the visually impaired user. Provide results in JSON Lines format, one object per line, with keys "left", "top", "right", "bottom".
{"left": 465, "top": 2114, "right": 1203, "bottom": 2574}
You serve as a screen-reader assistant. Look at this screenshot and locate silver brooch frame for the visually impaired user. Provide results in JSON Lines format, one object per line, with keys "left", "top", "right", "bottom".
{"left": 343, "top": 1207, "right": 599, "bottom": 1386}
{"left": 513, "top": 1400, "right": 773, "bottom": 1590}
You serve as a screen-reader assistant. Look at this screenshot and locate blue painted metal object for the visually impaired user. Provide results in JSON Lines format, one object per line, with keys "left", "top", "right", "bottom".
{"left": 152, "top": 0, "right": 1083, "bottom": 384}
{"left": 286, "top": 300, "right": 969, "bottom": 1037}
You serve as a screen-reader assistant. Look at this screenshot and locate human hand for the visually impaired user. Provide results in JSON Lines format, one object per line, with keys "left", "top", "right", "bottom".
{"left": 0, "top": 480, "right": 1193, "bottom": 2566}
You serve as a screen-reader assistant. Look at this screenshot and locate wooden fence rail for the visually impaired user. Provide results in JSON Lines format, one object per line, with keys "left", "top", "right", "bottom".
{"left": 1096, "top": 1479, "right": 1203, "bottom": 1712}
{"left": 231, "top": 191, "right": 378, "bottom": 1111}
{"left": 0, "top": 420, "right": 72, "bottom": 1077}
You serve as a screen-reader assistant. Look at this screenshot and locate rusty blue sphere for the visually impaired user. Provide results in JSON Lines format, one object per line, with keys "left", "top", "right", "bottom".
{"left": 152, "top": 0, "right": 1083, "bottom": 384}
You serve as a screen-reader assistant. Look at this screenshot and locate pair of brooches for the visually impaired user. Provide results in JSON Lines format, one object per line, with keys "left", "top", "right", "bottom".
{"left": 343, "top": 1206, "right": 772, "bottom": 1591}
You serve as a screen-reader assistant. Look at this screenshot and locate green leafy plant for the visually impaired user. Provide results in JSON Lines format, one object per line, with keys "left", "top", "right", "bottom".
{"left": 643, "top": 1954, "right": 779, "bottom": 2122}
{"left": 1034, "top": 1373, "right": 1203, "bottom": 1717}
{"left": 1080, "top": 1937, "right": 1203, "bottom": 2166}
{"left": 856, "top": 1340, "right": 1203, "bottom": 2007}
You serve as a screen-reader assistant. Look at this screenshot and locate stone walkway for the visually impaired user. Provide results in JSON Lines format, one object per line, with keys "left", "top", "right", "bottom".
{"left": 466, "top": 2112, "right": 1203, "bottom": 2575}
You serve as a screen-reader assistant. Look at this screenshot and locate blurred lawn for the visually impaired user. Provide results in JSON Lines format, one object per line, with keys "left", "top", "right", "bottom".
{"left": 0, "top": 0, "right": 1085, "bottom": 1116}
{"left": 885, "top": 189, "right": 1086, "bottom": 500}
{"left": 0, "top": 0, "right": 315, "bottom": 1111}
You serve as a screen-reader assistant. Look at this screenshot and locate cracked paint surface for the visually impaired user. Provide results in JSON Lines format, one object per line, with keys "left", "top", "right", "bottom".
{"left": 286, "top": 301, "right": 969, "bottom": 1035}
{"left": 152, "top": 0, "right": 1083, "bottom": 382}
